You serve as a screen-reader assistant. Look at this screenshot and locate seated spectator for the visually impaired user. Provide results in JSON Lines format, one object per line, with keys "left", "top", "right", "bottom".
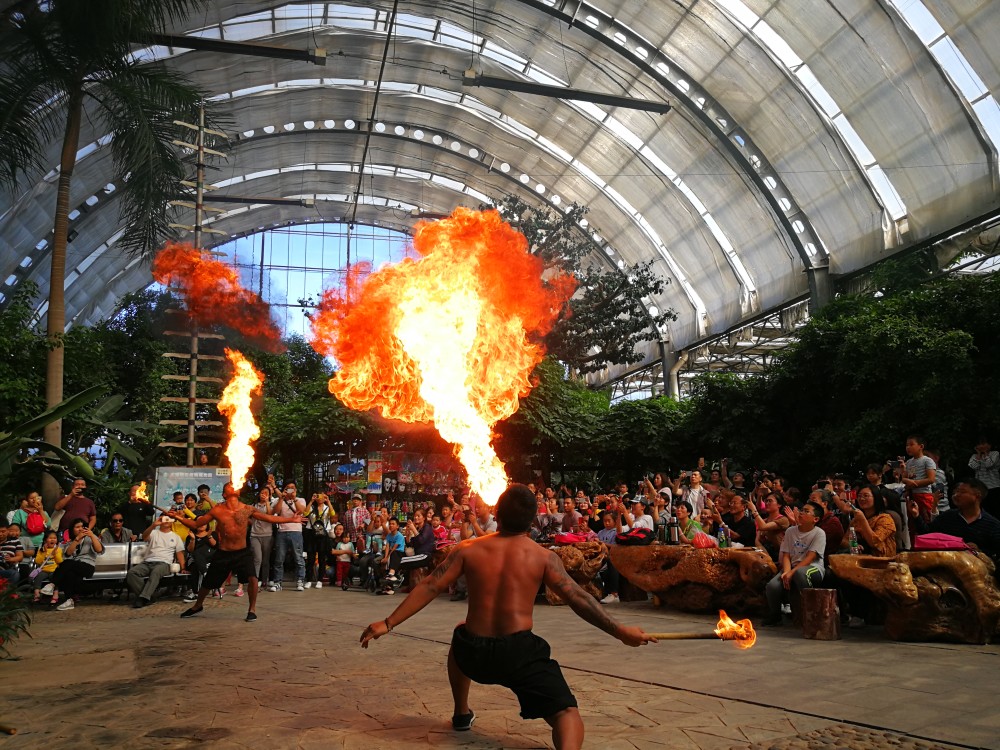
{"left": 835, "top": 485, "right": 897, "bottom": 557}
{"left": 430, "top": 514, "right": 451, "bottom": 548}
{"left": 31, "top": 530, "right": 63, "bottom": 603}
{"left": 752, "top": 493, "right": 790, "bottom": 562}
{"left": 47, "top": 518, "right": 105, "bottom": 610}
{"left": 560, "top": 498, "right": 582, "bottom": 533}
{"left": 969, "top": 438, "right": 999, "bottom": 516}
{"left": 698, "top": 506, "right": 718, "bottom": 538}
{"left": 763, "top": 501, "right": 826, "bottom": 626}
{"left": 0, "top": 523, "right": 25, "bottom": 584}
{"left": 804, "top": 489, "right": 845, "bottom": 561}
{"left": 719, "top": 495, "right": 756, "bottom": 546}
{"left": 865, "top": 464, "right": 906, "bottom": 553}
{"left": 534, "top": 497, "right": 562, "bottom": 540}
{"left": 622, "top": 497, "right": 654, "bottom": 531}
{"left": 100, "top": 513, "right": 134, "bottom": 545}
{"left": 183, "top": 523, "right": 217, "bottom": 603}
{"left": 172, "top": 493, "right": 198, "bottom": 542}
{"left": 401, "top": 508, "right": 435, "bottom": 574}
{"left": 125, "top": 513, "right": 185, "bottom": 609}
{"left": 672, "top": 501, "right": 703, "bottom": 544}
{"left": 378, "top": 517, "right": 407, "bottom": 592}
{"left": 911, "top": 479, "right": 1000, "bottom": 567}
{"left": 332, "top": 528, "right": 355, "bottom": 586}
{"left": 11, "top": 492, "right": 49, "bottom": 551}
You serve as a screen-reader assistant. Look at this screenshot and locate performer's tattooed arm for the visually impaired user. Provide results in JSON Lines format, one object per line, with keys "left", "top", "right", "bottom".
{"left": 543, "top": 552, "right": 657, "bottom": 648}
{"left": 543, "top": 551, "right": 622, "bottom": 638}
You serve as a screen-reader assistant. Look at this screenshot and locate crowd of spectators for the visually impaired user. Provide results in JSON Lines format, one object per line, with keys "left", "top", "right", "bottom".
{"left": 3, "top": 435, "right": 999, "bottom": 630}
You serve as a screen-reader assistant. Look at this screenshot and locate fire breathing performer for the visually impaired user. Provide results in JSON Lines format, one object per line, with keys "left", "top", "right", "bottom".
{"left": 168, "top": 482, "right": 303, "bottom": 622}
{"left": 360, "top": 484, "right": 657, "bottom": 749}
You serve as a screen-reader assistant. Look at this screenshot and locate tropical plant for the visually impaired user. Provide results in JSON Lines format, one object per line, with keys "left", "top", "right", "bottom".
{"left": 0, "top": 385, "right": 104, "bottom": 502}
{"left": 0, "top": 578, "right": 31, "bottom": 658}
{"left": 0, "top": 0, "right": 209, "bottom": 490}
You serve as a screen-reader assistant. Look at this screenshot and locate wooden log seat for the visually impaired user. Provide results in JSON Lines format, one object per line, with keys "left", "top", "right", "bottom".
{"left": 829, "top": 551, "right": 1000, "bottom": 644}
{"left": 544, "top": 541, "right": 608, "bottom": 605}
{"left": 800, "top": 588, "right": 841, "bottom": 640}
{"left": 609, "top": 545, "right": 777, "bottom": 614}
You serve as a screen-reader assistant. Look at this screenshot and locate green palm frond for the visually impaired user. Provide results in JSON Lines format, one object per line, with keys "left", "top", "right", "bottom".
{"left": 90, "top": 62, "right": 207, "bottom": 256}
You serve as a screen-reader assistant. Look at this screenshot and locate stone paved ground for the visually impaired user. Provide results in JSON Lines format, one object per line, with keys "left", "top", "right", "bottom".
{"left": 1, "top": 587, "right": 996, "bottom": 749}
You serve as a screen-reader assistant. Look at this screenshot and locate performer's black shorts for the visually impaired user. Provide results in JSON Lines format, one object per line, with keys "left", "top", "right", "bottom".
{"left": 451, "top": 624, "right": 577, "bottom": 720}
{"left": 202, "top": 548, "right": 255, "bottom": 590}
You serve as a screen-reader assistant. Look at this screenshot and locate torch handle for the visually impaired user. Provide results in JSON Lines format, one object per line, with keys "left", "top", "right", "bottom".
{"left": 0, "top": 723, "right": 17, "bottom": 735}
{"left": 645, "top": 632, "right": 720, "bottom": 640}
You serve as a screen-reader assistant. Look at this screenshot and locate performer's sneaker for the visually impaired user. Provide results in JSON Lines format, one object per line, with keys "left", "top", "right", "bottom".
{"left": 180, "top": 606, "right": 204, "bottom": 619}
{"left": 183, "top": 593, "right": 198, "bottom": 603}
{"left": 245, "top": 612, "right": 258, "bottom": 623}
{"left": 452, "top": 711, "right": 475, "bottom": 731}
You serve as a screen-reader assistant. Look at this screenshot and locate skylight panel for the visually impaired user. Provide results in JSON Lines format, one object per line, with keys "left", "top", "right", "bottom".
{"left": 604, "top": 116, "right": 644, "bottom": 151}
{"left": 752, "top": 21, "right": 802, "bottom": 68}
{"left": 929, "top": 38, "right": 988, "bottom": 100}
{"left": 525, "top": 65, "right": 567, "bottom": 87}
{"left": 795, "top": 66, "right": 840, "bottom": 117}
{"left": 713, "top": 0, "right": 759, "bottom": 28}
{"left": 222, "top": 20, "right": 273, "bottom": 41}
{"left": 832, "top": 115, "right": 876, "bottom": 165}
{"left": 866, "top": 166, "right": 907, "bottom": 220}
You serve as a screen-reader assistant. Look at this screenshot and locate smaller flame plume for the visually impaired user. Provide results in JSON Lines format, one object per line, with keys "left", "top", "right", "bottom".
{"left": 136, "top": 482, "right": 149, "bottom": 503}
{"left": 217, "top": 349, "right": 264, "bottom": 491}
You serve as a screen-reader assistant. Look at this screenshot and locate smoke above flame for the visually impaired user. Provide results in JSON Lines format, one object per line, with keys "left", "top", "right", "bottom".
{"left": 310, "top": 207, "right": 576, "bottom": 504}
{"left": 152, "top": 241, "right": 283, "bottom": 352}
{"left": 218, "top": 348, "right": 264, "bottom": 490}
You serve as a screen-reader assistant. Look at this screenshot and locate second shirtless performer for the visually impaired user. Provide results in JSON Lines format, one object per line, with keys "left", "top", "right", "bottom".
{"left": 169, "top": 482, "right": 303, "bottom": 622}
{"left": 360, "top": 483, "right": 656, "bottom": 750}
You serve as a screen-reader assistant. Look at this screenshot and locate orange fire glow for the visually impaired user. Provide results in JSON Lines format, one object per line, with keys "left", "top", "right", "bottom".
{"left": 309, "top": 208, "right": 576, "bottom": 503}
{"left": 151, "top": 242, "right": 283, "bottom": 351}
{"left": 136, "top": 482, "right": 148, "bottom": 502}
{"left": 217, "top": 348, "right": 265, "bottom": 491}
{"left": 715, "top": 610, "right": 757, "bottom": 649}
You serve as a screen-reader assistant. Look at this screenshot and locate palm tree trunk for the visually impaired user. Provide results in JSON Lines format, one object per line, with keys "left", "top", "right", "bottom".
{"left": 41, "top": 85, "right": 84, "bottom": 502}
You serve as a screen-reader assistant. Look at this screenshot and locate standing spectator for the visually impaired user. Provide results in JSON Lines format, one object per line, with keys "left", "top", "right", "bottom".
{"left": 48, "top": 518, "right": 105, "bottom": 610}
{"left": 903, "top": 435, "right": 937, "bottom": 529}
{"left": 31, "top": 531, "right": 63, "bottom": 603}
{"left": 672, "top": 471, "right": 709, "bottom": 516}
{"left": 100, "top": 513, "right": 134, "bottom": 544}
{"left": 763, "top": 501, "right": 826, "bottom": 627}
{"left": 926, "top": 449, "right": 949, "bottom": 514}
{"left": 343, "top": 493, "right": 371, "bottom": 552}
{"left": 126, "top": 514, "right": 185, "bottom": 609}
{"left": 194, "top": 484, "right": 216, "bottom": 516}
{"left": 597, "top": 512, "right": 622, "bottom": 603}
{"left": 54, "top": 478, "right": 97, "bottom": 535}
{"left": 303, "top": 493, "right": 334, "bottom": 588}
{"left": 0, "top": 523, "right": 24, "bottom": 584}
{"left": 969, "top": 438, "right": 999, "bottom": 517}
{"left": 250, "top": 487, "right": 276, "bottom": 591}
{"left": 332, "top": 526, "right": 354, "bottom": 587}
{"left": 117, "top": 484, "right": 155, "bottom": 539}
{"left": 10, "top": 492, "right": 49, "bottom": 550}
{"left": 269, "top": 481, "right": 306, "bottom": 592}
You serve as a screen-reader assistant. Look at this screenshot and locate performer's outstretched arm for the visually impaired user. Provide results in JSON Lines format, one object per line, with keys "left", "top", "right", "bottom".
{"left": 360, "top": 547, "right": 466, "bottom": 647}
{"left": 543, "top": 551, "right": 656, "bottom": 648}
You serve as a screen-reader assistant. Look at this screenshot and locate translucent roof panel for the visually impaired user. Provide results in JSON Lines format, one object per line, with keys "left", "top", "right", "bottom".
{"left": 2, "top": 0, "right": 999, "bottom": 386}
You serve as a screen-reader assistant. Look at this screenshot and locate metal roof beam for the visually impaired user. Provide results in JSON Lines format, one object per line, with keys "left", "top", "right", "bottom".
{"left": 148, "top": 33, "right": 326, "bottom": 66}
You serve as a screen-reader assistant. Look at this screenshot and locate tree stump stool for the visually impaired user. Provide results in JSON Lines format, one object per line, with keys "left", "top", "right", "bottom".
{"left": 801, "top": 588, "right": 841, "bottom": 640}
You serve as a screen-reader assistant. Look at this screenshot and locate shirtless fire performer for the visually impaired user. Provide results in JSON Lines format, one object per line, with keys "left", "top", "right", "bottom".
{"left": 360, "top": 483, "right": 656, "bottom": 749}
{"left": 168, "top": 482, "right": 303, "bottom": 622}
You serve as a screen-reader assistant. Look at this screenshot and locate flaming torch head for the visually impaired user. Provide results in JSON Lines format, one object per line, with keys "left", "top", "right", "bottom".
{"left": 136, "top": 482, "right": 148, "bottom": 503}
{"left": 217, "top": 349, "right": 265, "bottom": 491}
{"left": 715, "top": 610, "right": 757, "bottom": 649}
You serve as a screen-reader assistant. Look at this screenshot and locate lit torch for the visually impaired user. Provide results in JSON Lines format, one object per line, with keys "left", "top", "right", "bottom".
{"left": 309, "top": 208, "right": 576, "bottom": 504}
{"left": 136, "top": 482, "right": 149, "bottom": 503}
{"left": 217, "top": 348, "right": 264, "bottom": 491}
{"left": 646, "top": 610, "right": 757, "bottom": 649}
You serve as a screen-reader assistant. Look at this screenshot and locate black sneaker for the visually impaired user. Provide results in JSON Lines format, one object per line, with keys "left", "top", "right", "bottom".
{"left": 452, "top": 711, "right": 475, "bottom": 731}
{"left": 245, "top": 612, "right": 257, "bottom": 623}
{"left": 180, "top": 606, "right": 204, "bottom": 619}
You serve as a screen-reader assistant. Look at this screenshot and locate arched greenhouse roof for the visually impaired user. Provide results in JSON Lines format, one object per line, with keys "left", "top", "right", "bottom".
{"left": 2, "top": 0, "right": 999, "bottom": 388}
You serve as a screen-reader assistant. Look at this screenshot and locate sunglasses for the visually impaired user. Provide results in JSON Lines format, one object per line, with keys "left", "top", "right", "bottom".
{"left": 111, "top": 519, "right": 124, "bottom": 523}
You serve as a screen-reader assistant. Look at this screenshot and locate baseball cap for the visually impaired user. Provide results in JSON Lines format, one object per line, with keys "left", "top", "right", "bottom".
{"left": 351, "top": 492, "right": 362, "bottom": 500}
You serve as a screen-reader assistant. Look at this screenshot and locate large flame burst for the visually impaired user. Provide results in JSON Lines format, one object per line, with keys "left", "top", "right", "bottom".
{"left": 218, "top": 349, "right": 264, "bottom": 490}
{"left": 310, "top": 208, "right": 576, "bottom": 504}
{"left": 152, "top": 242, "right": 283, "bottom": 351}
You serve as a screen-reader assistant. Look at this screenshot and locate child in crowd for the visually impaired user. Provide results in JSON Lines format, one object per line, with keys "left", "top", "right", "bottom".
{"left": 431, "top": 513, "right": 452, "bottom": 548}
{"left": 333, "top": 531, "right": 355, "bottom": 587}
{"left": 31, "top": 530, "right": 63, "bottom": 603}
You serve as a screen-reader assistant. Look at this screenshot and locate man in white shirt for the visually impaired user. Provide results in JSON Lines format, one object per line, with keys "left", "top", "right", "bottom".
{"left": 126, "top": 514, "right": 185, "bottom": 608}
{"left": 269, "top": 481, "right": 307, "bottom": 591}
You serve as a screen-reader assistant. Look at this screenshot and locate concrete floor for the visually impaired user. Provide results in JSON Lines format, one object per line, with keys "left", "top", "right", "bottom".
{"left": 1, "top": 587, "right": 996, "bottom": 749}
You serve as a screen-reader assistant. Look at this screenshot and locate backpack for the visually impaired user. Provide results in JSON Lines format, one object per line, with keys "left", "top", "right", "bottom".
{"left": 26, "top": 511, "right": 46, "bottom": 536}
{"left": 615, "top": 527, "right": 656, "bottom": 546}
